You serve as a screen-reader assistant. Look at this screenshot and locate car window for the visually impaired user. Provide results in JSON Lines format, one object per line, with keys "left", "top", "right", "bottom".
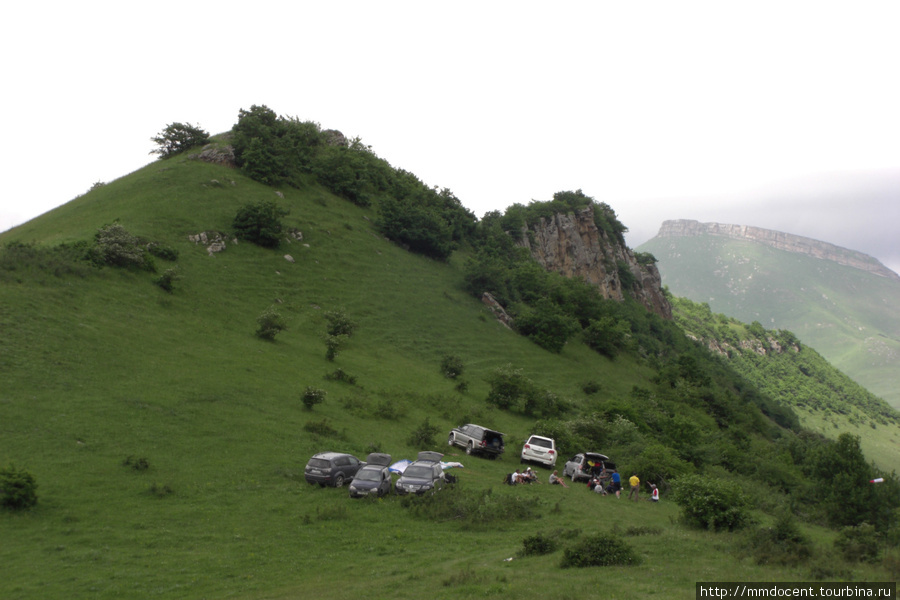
{"left": 529, "top": 437, "right": 553, "bottom": 448}
{"left": 308, "top": 458, "right": 331, "bottom": 469}
{"left": 348, "top": 457, "right": 359, "bottom": 466}
{"left": 404, "top": 465, "right": 433, "bottom": 479}
{"left": 335, "top": 457, "right": 349, "bottom": 467}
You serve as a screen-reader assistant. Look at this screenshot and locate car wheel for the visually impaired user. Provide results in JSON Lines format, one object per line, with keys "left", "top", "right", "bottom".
{"left": 333, "top": 474, "right": 345, "bottom": 488}
{"left": 448, "top": 434, "right": 455, "bottom": 446}
{"left": 465, "top": 442, "right": 474, "bottom": 455}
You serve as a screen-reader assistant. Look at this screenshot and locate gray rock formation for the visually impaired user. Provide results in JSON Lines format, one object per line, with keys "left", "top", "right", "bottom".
{"left": 517, "top": 207, "right": 672, "bottom": 319}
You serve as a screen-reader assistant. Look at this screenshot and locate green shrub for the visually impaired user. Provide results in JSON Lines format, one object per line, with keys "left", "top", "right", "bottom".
{"left": 672, "top": 474, "right": 750, "bottom": 531}
{"left": 324, "top": 368, "right": 356, "bottom": 385}
{"left": 150, "top": 122, "right": 209, "bottom": 159}
{"left": 521, "top": 533, "right": 558, "bottom": 556}
{"left": 746, "top": 513, "right": 813, "bottom": 566}
{"left": 324, "top": 334, "right": 347, "bottom": 361}
{"left": 147, "top": 243, "right": 179, "bottom": 261}
{"left": 154, "top": 268, "right": 180, "bottom": 293}
{"left": 0, "top": 464, "right": 38, "bottom": 510}
{"left": 324, "top": 309, "right": 357, "bottom": 337}
{"left": 233, "top": 200, "right": 288, "bottom": 248}
{"left": 303, "top": 419, "right": 341, "bottom": 438}
{"left": 834, "top": 522, "right": 881, "bottom": 563}
{"left": 301, "top": 386, "right": 326, "bottom": 411}
{"left": 149, "top": 482, "right": 174, "bottom": 497}
{"left": 401, "top": 487, "right": 540, "bottom": 528}
{"left": 123, "top": 456, "right": 150, "bottom": 471}
{"left": 560, "top": 533, "right": 640, "bottom": 568}
{"left": 440, "top": 354, "right": 464, "bottom": 379}
{"left": 89, "top": 223, "right": 154, "bottom": 271}
{"left": 408, "top": 417, "right": 439, "bottom": 449}
{"left": 255, "top": 307, "right": 286, "bottom": 341}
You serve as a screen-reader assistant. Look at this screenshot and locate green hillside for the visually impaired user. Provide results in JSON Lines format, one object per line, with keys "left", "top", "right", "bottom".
{"left": 2, "top": 120, "right": 899, "bottom": 599}
{"left": 638, "top": 233, "right": 900, "bottom": 409}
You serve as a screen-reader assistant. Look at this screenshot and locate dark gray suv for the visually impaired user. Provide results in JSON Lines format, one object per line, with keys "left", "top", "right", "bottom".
{"left": 395, "top": 451, "right": 445, "bottom": 496}
{"left": 304, "top": 452, "right": 363, "bottom": 487}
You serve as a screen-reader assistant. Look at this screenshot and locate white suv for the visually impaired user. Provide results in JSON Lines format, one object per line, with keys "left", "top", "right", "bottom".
{"left": 520, "top": 435, "right": 557, "bottom": 467}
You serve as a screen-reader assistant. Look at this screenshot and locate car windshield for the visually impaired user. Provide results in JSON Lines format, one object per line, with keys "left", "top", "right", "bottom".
{"left": 356, "top": 469, "right": 382, "bottom": 482}
{"left": 529, "top": 437, "right": 552, "bottom": 448}
{"left": 403, "top": 466, "right": 433, "bottom": 479}
{"left": 308, "top": 458, "right": 331, "bottom": 469}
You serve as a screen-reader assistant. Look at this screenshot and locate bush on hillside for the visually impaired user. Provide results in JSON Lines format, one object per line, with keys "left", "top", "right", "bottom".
{"left": 150, "top": 122, "right": 210, "bottom": 159}
{"left": 233, "top": 201, "right": 288, "bottom": 248}
{"left": 560, "top": 533, "right": 640, "bottom": 568}
{"left": 834, "top": 522, "right": 881, "bottom": 563}
{"left": 408, "top": 417, "right": 440, "bottom": 449}
{"left": 255, "top": 306, "right": 286, "bottom": 341}
{"left": 745, "top": 513, "right": 813, "bottom": 566}
{"left": 324, "top": 334, "right": 347, "bottom": 361}
{"left": 0, "top": 464, "right": 38, "bottom": 510}
{"left": 154, "top": 268, "right": 180, "bottom": 293}
{"left": 440, "top": 354, "right": 464, "bottom": 379}
{"left": 324, "top": 309, "right": 357, "bottom": 337}
{"left": 302, "top": 386, "right": 327, "bottom": 411}
{"left": 88, "top": 223, "right": 155, "bottom": 271}
{"left": 672, "top": 474, "right": 751, "bottom": 531}
{"left": 521, "top": 533, "right": 558, "bottom": 556}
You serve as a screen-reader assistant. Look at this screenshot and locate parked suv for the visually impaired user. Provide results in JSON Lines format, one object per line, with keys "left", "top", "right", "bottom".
{"left": 396, "top": 451, "right": 445, "bottom": 496}
{"left": 304, "top": 452, "right": 363, "bottom": 488}
{"left": 563, "top": 452, "right": 616, "bottom": 483}
{"left": 348, "top": 453, "right": 393, "bottom": 498}
{"left": 520, "top": 434, "right": 557, "bottom": 467}
{"left": 447, "top": 424, "right": 505, "bottom": 458}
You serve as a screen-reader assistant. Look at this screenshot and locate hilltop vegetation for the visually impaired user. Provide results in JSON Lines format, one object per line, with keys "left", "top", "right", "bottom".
{"left": 2, "top": 107, "right": 899, "bottom": 598}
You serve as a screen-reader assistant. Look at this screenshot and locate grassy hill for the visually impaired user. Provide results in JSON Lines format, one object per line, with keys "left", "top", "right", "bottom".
{"left": 2, "top": 139, "right": 899, "bottom": 599}
{"left": 637, "top": 233, "right": 900, "bottom": 409}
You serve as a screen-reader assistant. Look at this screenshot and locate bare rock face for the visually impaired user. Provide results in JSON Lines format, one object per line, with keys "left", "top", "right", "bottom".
{"left": 517, "top": 207, "right": 672, "bottom": 319}
{"left": 194, "top": 144, "right": 236, "bottom": 168}
{"left": 657, "top": 220, "right": 900, "bottom": 281}
{"left": 189, "top": 231, "right": 228, "bottom": 256}
{"left": 482, "top": 292, "right": 513, "bottom": 328}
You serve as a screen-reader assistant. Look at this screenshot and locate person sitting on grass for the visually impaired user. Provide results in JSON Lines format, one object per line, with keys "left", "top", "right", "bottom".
{"left": 549, "top": 470, "right": 568, "bottom": 488}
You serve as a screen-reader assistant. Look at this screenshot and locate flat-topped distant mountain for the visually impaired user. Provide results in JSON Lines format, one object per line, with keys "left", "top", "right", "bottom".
{"left": 639, "top": 220, "right": 900, "bottom": 409}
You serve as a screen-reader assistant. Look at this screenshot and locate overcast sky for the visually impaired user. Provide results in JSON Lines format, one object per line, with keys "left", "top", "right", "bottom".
{"left": 2, "top": 1, "right": 898, "bottom": 274}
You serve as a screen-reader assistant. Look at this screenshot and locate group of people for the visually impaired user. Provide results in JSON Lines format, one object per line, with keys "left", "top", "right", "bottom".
{"left": 506, "top": 467, "right": 541, "bottom": 485}
{"left": 547, "top": 467, "right": 659, "bottom": 502}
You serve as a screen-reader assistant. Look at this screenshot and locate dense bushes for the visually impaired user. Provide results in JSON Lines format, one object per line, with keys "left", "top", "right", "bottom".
{"left": 255, "top": 306, "right": 287, "bottom": 341}
{"left": 89, "top": 223, "right": 155, "bottom": 271}
{"left": 672, "top": 474, "right": 750, "bottom": 531}
{"left": 560, "top": 534, "right": 640, "bottom": 568}
{"left": 233, "top": 201, "right": 287, "bottom": 248}
{"left": 229, "top": 105, "right": 475, "bottom": 260}
{"left": 0, "top": 464, "right": 37, "bottom": 510}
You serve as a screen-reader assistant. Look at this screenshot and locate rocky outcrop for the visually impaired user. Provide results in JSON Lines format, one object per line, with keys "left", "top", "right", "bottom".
{"left": 657, "top": 219, "right": 900, "bottom": 281}
{"left": 517, "top": 207, "right": 672, "bottom": 319}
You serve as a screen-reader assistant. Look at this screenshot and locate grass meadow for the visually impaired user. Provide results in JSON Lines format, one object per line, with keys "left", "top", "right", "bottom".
{"left": 1, "top": 156, "right": 897, "bottom": 599}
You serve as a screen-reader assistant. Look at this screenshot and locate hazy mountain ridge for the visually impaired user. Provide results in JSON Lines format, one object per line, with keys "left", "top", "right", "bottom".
{"left": 639, "top": 224, "right": 900, "bottom": 410}
{"left": 657, "top": 219, "right": 899, "bottom": 281}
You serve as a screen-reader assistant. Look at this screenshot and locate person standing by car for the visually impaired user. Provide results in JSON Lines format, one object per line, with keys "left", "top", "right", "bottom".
{"left": 629, "top": 473, "right": 641, "bottom": 501}
{"left": 610, "top": 470, "right": 622, "bottom": 498}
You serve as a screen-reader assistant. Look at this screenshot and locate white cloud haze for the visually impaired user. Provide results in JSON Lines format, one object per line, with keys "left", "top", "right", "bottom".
{"left": 2, "top": 1, "right": 898, "bottom": 273}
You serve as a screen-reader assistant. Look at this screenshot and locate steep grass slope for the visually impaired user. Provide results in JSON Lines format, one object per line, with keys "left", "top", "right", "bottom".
{"left": 2, "top": 155, "right": 897, "bottom": 599}
{"left": 638, "top": 234, "right": 900, "bottom": 409}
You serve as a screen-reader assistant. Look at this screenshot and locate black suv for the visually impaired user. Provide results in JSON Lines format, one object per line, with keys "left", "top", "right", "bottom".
{"left": 304, "top": 452, "right": 363, "bottom": 487}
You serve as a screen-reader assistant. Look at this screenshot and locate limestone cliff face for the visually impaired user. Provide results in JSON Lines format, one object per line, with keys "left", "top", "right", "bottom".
{"left": 657, "top": 219, "right": 900, "bottom": 281}
{"left": 517, "top": 207, "right": 673, "bottom": 319}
